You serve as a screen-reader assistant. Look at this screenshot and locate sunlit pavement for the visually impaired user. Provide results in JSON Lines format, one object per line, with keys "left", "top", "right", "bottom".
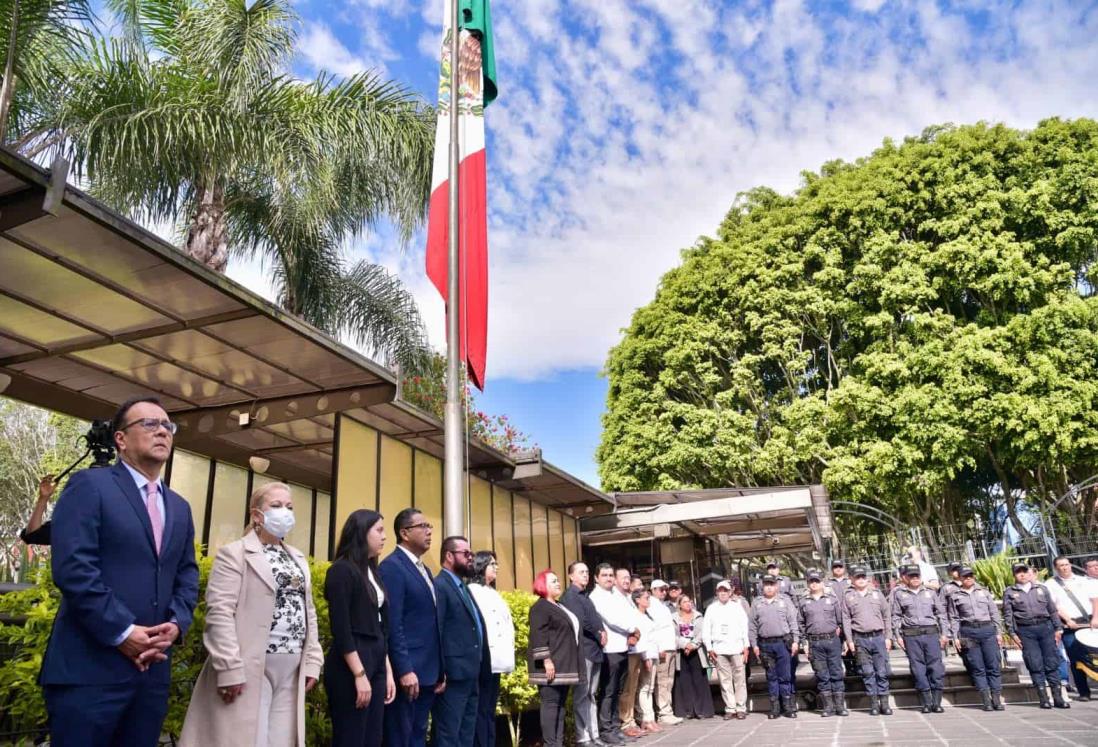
{"left": 638, "top": 700, "right": 1098, "bottom": 746}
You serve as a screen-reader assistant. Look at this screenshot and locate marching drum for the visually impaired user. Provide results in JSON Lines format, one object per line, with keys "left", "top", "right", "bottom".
{"left": 1074, "top": 627, "right": 1098, "bottom": 681}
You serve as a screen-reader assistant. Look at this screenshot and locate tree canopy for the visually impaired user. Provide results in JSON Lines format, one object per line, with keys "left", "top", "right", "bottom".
{"left": 598, "top": 119, "right": 1098, "bottom": 543}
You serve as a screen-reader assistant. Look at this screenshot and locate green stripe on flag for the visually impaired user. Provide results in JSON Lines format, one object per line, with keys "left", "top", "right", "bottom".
{"left": 460, "top": 0, "right": 497, "bottom": 104}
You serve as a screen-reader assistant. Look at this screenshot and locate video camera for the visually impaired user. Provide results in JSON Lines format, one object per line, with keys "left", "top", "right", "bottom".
{"left": 84, "top": 419, "right": 116, "bottom": 468}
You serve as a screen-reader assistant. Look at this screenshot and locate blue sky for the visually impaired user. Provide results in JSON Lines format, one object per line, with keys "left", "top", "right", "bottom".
{"left": 225, "top": 0, "right": 1098, "bottom": 488}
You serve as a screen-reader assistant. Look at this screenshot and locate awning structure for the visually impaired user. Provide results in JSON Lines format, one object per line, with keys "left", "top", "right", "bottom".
{"left": 0, "top": 148, "right": 611, "bottom": 511}
{"left": 580, "top": 485, "right": 833, "bottom": 556}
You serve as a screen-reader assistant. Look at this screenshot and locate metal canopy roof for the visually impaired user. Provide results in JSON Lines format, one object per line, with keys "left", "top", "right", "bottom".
{"left": 0, "top": 148, "right": 613, "bottom": 512}
{"left": 580, "top": 485, "right": 833, "bottom": 557}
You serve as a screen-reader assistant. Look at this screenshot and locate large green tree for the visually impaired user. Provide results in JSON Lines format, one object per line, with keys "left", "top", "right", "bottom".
{"left": 15, "top": 0, "right": 434, "bottom": 370}
{"left": 599, "top": 119, "right": 1098, "bottom": 546}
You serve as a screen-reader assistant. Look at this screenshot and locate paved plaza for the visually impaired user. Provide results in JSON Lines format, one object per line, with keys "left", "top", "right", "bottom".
{"left": 635, "top": 702, "right": 1098, "bottom": 746}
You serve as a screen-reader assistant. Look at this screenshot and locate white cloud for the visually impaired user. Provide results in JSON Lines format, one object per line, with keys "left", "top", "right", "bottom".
{"left": 299, "top": 21, "right": 385, "bottom": 78}
{"left": 273, "top": 1, "right": 1098, "bottom": 384}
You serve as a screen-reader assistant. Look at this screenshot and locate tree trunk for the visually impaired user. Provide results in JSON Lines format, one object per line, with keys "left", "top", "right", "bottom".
{"left": 184, "top": 182, "right": 229, "bottom": 272}
{"left": 0, "top": 0, "right": 20, "bottom": 143}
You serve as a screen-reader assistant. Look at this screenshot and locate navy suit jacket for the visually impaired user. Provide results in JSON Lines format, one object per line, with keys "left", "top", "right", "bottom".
{"left": 434, "top": 569, "right": 489, "bottom": 683}
{"left": 40, "top": 461, "right": 199, "bottom": 686}
{"left": 378, "top": 547, "right": 442, "bottom": 686}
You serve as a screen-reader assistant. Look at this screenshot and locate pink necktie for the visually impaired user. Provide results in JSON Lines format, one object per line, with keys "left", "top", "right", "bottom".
{"left": 145, "top": 482, "right": 163, "bottom": 554}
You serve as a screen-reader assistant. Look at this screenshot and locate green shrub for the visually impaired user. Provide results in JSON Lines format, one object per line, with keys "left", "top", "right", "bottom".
{"left": 0, "top": 543, "right": 333, "bottom": 745}
{"left": 499, "top": 589, "right": 539, "bottom": 746}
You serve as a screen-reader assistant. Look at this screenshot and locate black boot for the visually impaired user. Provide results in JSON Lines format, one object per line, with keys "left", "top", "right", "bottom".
{"left": 930, "top": 689, "right": 944, "bottom": 713}
{"left": 1051, "top": 684, "right": 1071, "bottom": 709}
{"left": 878, "top": 694, "right": 893, "bottom": 716}
{"left": 980, "top": 689, "right": 993, "bottom": 712}
{"left": 868, "top": 694, "right": 880, "bottom": 716}
{"left": 781, "top": 694, "right": 797, "bottom": 718}
{"left": 1037, "top": 685, "right": 1052, "bottom": 709}
{"left": 919, "top": 690, "right": 932, "bottom": 714}
{"left": 991, "top": 690, "right": 1004, "bottom": 711}
{"left": 835, "top": 693, "right": 849, "bottom": 716}
{"left": 769, "top": 697, "right": 781, "bottom": 719}
{"left": 819, "top": 691, "right": 834, "bottom": 717}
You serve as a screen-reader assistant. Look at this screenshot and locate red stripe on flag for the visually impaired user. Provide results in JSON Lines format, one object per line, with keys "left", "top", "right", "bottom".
{"left": 425, "top": 148, "right": 488, "bottom": 390}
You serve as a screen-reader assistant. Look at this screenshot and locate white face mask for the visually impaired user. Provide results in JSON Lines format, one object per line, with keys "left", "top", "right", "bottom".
{"left": 261, "top": 507, "right": 295, "bottom": 539}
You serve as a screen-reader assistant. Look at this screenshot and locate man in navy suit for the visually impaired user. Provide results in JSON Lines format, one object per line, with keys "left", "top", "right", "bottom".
{"left": 40, "top": 396, "right": 199, "bottom": 746}
{"left": 380, "top": 507, "right": 444, "bottom": 747}
{"left": 433, "top": 535, "right": 490, "bottom": 747}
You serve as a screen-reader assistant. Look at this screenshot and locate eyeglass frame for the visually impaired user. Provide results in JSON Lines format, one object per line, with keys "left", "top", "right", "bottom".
{"left": 120, "top": 417, "right": 178, "bottom": 435}
{"left": 403, "top": 521, "right": 433, "bottom": 532}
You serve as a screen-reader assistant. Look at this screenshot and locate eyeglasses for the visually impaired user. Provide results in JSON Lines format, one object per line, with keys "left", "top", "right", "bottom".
{"left": 121, "top": 417, "right": 178, "bottom": 435}
{"left": 451, "top": 549, "right": 473, "bottom": 558}
{"left": 404, "top": 522, "right": 433, "bottom": 531}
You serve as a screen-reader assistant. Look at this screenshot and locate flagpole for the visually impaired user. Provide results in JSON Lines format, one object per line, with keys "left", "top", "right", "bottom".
{"left": 443, "top": 0, "right": 464, "bottom": 539}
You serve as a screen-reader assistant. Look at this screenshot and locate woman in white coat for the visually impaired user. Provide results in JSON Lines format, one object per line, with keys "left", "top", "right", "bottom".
{"left": 468, "top": 550, "right": 515, "bottom": 747}
{"left": 180, "top": 482, "right": 323, "bottom": 747}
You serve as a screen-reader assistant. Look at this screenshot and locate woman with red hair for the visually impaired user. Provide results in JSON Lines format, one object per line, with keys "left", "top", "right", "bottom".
{"left": 528, "top": 569, "right": 583, "bottom": 747}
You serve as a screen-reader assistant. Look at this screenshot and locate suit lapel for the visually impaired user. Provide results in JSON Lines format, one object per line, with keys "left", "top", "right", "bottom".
{"left": 111, "top": 462, "right": 157, "bottom": 555}
{"left": 244, "top": 531, "right": 277, "bottom": 591}
{"left": 400, "top": 547, "right": 435, "bottom": 598}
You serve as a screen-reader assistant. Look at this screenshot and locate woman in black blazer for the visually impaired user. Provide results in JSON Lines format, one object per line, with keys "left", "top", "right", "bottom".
{"left": 325, "top": 509, "right": 396, "bottom": 746}
{"left": 528, "top": 569, "right": 583, "bottom": 747}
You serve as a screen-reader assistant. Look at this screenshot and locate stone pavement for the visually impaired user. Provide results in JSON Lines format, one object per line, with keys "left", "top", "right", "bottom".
{"left": 636, "top": 702, "right": 1098, "bottom": 746}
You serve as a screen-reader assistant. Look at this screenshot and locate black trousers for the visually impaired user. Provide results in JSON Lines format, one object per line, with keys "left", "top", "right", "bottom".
{"left": 327, "top": 641, "right": 387, "bottom": 747}
{"left": 903, "top": 633, "right": 945, "bottom": 692}
{"left": 1017, "top": 622, "right": 1062, "bottom": 688}
{"left": 597, "top": 652, "right": 629, "bottom": 735}
{"left": 475, "top": 672, "right": 500, "bottom": 747}
{"left": 539, "top": 684, "right": 571, "bottom": 747}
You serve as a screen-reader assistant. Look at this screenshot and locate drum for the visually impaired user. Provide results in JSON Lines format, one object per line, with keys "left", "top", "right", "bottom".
{"left": 1074, "top": 627, "right": 1098, "bottom": 680}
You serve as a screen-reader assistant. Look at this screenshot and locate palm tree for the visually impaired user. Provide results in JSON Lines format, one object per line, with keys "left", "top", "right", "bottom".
{"left": 0, "top": 0, "right": 92, "bottom": 143}
{"left": 19, "top": 0, "right": 434, "bottom": 370}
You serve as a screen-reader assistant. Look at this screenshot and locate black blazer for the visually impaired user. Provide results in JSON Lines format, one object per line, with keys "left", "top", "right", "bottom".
{"left": 326, "top": 560, "right": 389, "bottom": 663}
{"left": 528, "top": 598, "right": 583, "bottom": 686}
{"left": 561, "top": 585, "right": 605, "bottom": 664}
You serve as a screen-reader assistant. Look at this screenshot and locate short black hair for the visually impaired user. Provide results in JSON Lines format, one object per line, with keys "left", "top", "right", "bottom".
{"left": 1084, "top": 557, "right": 1098, "bottom": 566}
{"left": 393, "top": 507, "right": 422, "bottom": 537}
{"left": 440, "top": 535, "right": 468, "bottom": 564}
{"left": 1053, "top": 555, "right": 1071, "bottom": 566}
{"left": 471, "top": 550, "right": 497, "bottom": 586}
{"left": 567, "top": 560, "right": 587, "bottom": 575}
{"left": 595, "top": 562, "right": 614, "bottom": 575}
{"left": 112, "top": 395, "right": 164, "bottom": 434}
{"left": 631, "top": 588, "right": 648, "bottom": 603}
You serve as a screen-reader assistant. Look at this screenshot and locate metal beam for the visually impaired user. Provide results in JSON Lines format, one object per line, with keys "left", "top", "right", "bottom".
{"left": 580, "top": 488, "right": 813, "bottom": 531}
{"left": 172, "top": 382, "right": 395, "bottom": 443}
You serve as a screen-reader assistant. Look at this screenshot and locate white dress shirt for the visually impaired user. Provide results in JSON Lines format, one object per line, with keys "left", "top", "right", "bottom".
{"left": 647, "top": 596, "right": 678, "bottom": 652}
{"left": 702, "top": 598, "right": 751, "bottom": 655}
{"left": 1045, "top": 573, "right": 1094, "bottom": 620}
{"left": 590, "top": 585, "right": 636, "bottom": 654}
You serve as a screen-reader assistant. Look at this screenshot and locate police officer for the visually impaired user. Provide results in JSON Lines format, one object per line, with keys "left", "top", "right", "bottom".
{"left": 842, "top": 566, "right": 893, "bottom": 716}
{"left": 945, "top": 566, "right": 1003, "bottom": 711}
{"left": 800, "top": 569, "right": 848, "bottom": 717}
{"left": 1002, "top": 561, "right": 1070, "bottom": 710}
{"left": 826, "top": 560, "right": 850, "bottom": 597}
{"left": 890, "top": 564, "right": 948, "bottom": 714}
{"left": 756, "top": 562, "right": 796, "bottom": 601}
{"left": 749, "top": 576, "right": 800, "bottom": 719}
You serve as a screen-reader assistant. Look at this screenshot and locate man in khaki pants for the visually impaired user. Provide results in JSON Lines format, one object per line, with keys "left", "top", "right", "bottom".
{"left": 649, "top": 581, "right": 683, "bottom": 725}
{"left": 703, "top": 580, "right": 752, "bottom": 719}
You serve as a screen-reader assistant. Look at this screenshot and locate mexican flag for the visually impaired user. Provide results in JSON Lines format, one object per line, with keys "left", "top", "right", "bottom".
{"left": 424, "top": 0, "right": 497, "bottom": 391}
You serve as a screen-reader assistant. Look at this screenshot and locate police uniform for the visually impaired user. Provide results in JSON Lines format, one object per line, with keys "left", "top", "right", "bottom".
{"left": 890, "top": 565, "right": 947, "bottom": 713}
{"left": 841, "top": 567, "right": 893, "bottom": 715}
{"left": 800, "top": 570, "right": 847, "bottom": 717}
{"left": 749, "top": 577, "right": 801, "bottom": 719}
{"left": 1002, "top": 562, "right": 1069, "bottom": 709}
{"left": 945, "top": 567, "right": 1003, "bottom": 708}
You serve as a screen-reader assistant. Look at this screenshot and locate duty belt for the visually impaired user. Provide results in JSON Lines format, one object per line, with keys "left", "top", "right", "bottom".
{"left": 1016, "top": 618, "right": 1051, "bottom": 627}
{"left": 758, "top": 635, "right": 792, "bottom": 643}
{"left": 806, "top": 633, "right": 838, "bottom": 641}
{"left": 853, "top": 630, "right": 883, "bottom": 638}
{"left": 902, "top": 625, "right": 939, "bottom": 637}
{"left": 959, "top": 621, "right": 995, "bottom": 629}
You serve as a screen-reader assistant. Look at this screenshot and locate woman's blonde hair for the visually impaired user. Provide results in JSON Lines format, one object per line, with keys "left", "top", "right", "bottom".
{"left": 249, "top": 481, "right": 291, "bottom": 528}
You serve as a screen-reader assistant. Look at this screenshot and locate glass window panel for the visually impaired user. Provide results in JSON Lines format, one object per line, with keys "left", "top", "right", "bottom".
{"left": 334, "top": 416, "right": 378, "bottom": 548}
{"left": 469, "top": 477, "right": 492, "bottom": 552}
{"left": 208, "top": 462, "right": 248, "bottom": 554}
{"left": 532, "top": 502, "right": 550, "bottom": 574}
{"left": 413, "top": 452, "right": 443, "bottom": 573}
{"left": 549, "top": 510, "right": 566, "bottom": 575}
{"left": 512, "top": 494, "right": 533, "bottom": 592}
{"left": 167, "top": 449, "right": 210, "bottom": 548}
{"left": 314, "top": 491, "right": 331, "bottom": 559}
{"left": 563, "top": 515, "right": 579, "bottom": 572}
{"left": 379, "top": 436, "right": 413, "bottom": 525}
{"left": 285, "top": 482, "right": 313, "bottom": 552}
{"left": 492, "top": 488, "right": 515, "bottom": 591}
